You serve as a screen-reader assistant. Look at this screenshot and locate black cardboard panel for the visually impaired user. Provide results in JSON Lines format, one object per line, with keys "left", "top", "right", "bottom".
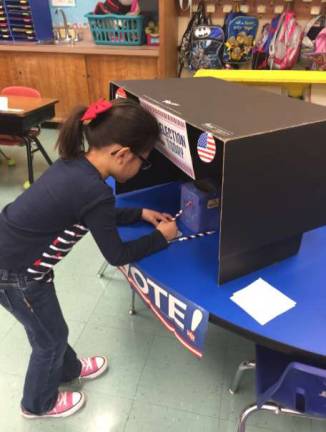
{"left": 115, "top": 148, "right": 189, "bottom": 195}
{"left": 220, "top": 121, "right": 326, "bottom": 263}
{"left": 111, "top": 78, "right": 326, "bottom": 141}
{"left": 219, "top": 235, "right": 303, "bottom": 284}
{"left": 111, "top": 82, "right": 224, "bottom": 191}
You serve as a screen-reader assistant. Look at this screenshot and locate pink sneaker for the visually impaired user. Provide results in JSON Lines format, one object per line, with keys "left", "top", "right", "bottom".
{"left": 80, "top": 356, "right": 108, "bottom": 380}
{"left": 21, "top": 391, "right": 85, "bottom": 419}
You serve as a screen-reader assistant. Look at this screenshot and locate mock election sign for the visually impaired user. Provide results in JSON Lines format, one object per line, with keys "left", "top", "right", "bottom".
{"left": 119, "top": 264, "right": 209, "bottom": 358}
{"left": 140, "top": 97, "right": 195, "bottom": 179}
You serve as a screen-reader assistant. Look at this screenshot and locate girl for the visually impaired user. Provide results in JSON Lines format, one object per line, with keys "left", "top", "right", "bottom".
{"left": 0, "top": 98, "right": 177, "bottom": 418}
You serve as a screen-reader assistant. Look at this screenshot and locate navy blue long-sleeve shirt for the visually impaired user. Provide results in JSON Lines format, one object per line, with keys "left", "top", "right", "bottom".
{"left": 0, "top": 157, "right": 167, "bottom": 282}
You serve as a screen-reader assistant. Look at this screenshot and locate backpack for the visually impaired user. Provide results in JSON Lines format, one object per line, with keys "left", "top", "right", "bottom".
{"left": 94, "top": 0, "right": 139, "bottom": 15}
{"left": 223, "top": 15, "right": 259, "bottom": 64}
{"left": 268, "top": 11, "right": 303, "bottom": 70}
{"left": 315, "top": 27, "right": 326, "bottom": 53}
{"left": 252, "top": 15, "right": 280, "bottom": 69}
{"left": 306, "top": 28, "right": 326, "bottom": 71}
{"left": 302, "top": 15, "right": 325, "bottom": 50}
{"left": 178, "top": 1, "right": 209, "bottom": 76}
{"left": 300, "top": 15, "right": 325, "bottom": 68}
{"left": 223, "top": 10, "right": 245, "bottom": 39}
{"left": 189, "top": 25, "right": 224, "bottom": 71}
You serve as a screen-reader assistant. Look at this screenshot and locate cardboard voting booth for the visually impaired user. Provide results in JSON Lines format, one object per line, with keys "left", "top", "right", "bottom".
{"left": 110, "top": 77, "right": 326, "bottom": 284}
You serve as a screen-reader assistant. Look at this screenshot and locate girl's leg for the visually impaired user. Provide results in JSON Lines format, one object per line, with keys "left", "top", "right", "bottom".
{"left": 61, "top": 344, "right": 82, "bottom": 383}
{"left": 4, "top": 277, "right": 81, "bottom": 414}
{"left": 26, "top": 329, "right": 82, "bottom": 384}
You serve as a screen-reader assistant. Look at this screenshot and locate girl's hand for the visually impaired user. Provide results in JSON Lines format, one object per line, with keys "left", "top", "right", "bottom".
{"left": 156, "top": 220, "right": 178, "bottom": 241}
{"left": 141, "top": 209, "right": 173, "bottom": 227}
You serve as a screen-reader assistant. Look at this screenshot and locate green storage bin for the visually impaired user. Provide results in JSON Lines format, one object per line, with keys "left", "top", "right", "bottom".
{"left": 85, "top": 13, "right": 144, "bottom": 46}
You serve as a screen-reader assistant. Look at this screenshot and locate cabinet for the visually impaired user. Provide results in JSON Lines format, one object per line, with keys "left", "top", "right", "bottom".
{"left": 0, "top": 0, "right": 178, "bottom": 121}
{"left": 0, "top": 0, "right": 53, "bottom": 42}
{"left": 86, "top": 55, "right": 159, "bottom": 103}
{"left": 0, "top": 52, "right": 89, "bottom": 118}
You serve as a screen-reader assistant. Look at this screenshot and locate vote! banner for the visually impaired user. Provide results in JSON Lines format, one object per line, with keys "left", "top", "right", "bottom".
{"left": 119, "top": 264, "right": 209, "bottom": 358}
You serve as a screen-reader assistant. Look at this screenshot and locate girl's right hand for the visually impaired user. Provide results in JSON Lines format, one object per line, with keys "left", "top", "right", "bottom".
{"left": 156, "top": 220, "right": 178, "bottom": 241}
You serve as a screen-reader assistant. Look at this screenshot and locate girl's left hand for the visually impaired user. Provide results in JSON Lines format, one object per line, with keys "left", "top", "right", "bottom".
{"left": 141, "top": 209, "right": 173, "bottom": 227}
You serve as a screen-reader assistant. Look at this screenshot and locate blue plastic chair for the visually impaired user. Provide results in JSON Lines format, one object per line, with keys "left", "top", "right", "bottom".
{"left": 229, "top": 345, "right": 326, "bottom": 432}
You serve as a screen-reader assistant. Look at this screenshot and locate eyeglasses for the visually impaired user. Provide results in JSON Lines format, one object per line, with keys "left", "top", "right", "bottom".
{"left": 136, "top": 153, "right": 152, "bottom": 171}
{"left": 110, "top": 149, "right": 152, "bottom": 171}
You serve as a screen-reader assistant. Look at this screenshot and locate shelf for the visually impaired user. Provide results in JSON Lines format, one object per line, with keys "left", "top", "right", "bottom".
{"left": 0, "top": 40, "right": 159, "bottom": 56}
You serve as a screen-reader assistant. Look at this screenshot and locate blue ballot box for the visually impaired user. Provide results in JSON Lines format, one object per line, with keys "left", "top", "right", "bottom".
{"left": 180, "top": 180, "right": 219, "bottom": 233}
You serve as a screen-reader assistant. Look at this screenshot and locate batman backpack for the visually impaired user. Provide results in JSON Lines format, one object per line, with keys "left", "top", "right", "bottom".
{"left": 189, "top": 25, "right": 224, "bottom": 70}
{"left": 178, "top": 0, "right": 210, "bottom": 76}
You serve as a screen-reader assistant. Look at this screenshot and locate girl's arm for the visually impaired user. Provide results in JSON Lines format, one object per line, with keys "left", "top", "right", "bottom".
{"left": 114, "top": 207, "right": 142, "bottom": 225}
{"left": 84, "top": 199, "right": 167, "bottom": 266}
{"left": 114, "top": 208, "right": 173, "bottom": 226}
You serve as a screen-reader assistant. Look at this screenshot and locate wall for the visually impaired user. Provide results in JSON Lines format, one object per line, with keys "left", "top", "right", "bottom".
{"left": 50, "top": 0, "right": 92, "bottom": 24}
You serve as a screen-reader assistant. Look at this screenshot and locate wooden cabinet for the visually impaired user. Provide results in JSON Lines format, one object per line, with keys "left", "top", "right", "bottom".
{"left": 9, "top": 53, "right": 89, "bottom": 119}
{"left": 86, "top": 55, "right": 158, "bottom": 103}
{"left": 0, "top": 0, "right": 178, "bottom": 121}
{"left": 0, "top": 53, "right": 16, "bottom": 88}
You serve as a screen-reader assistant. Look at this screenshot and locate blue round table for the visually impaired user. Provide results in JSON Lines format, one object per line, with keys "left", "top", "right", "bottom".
{"left": 113, "top": 181, "right": 326, "bottom": 361}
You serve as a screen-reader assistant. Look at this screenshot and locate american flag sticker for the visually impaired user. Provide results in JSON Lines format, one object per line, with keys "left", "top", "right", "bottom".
{"left": 197, "top": 132, "right": 216, "bottom": 163}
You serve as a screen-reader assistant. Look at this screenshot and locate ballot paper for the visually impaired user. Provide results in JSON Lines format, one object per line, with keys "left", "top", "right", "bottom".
{"left": 231, "top": 278, "right": 296, "bottom": 325}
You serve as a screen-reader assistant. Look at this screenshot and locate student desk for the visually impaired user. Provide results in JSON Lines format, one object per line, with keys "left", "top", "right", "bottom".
{"left": 114, "top": 181, "right": 326, "bottom": 362}
{"left": 0, "top": 96, "right": 58, "bottom": 186}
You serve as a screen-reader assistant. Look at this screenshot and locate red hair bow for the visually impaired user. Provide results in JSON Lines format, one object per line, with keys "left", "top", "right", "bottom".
{"left": 81, "top": 98, "right": 113, "bottom": 124}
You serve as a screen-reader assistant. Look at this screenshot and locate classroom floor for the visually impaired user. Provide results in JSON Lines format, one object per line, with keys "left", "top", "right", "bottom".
{"left": 0, "top": 129, "right": 324, "bottom": 432}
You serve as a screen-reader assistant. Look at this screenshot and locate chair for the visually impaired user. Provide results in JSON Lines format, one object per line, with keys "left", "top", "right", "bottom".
{"left": 0, "top": 86, "right": 52, "bottom": 188}
{"left": 1, "top": 86, "right": 41, "bottom": 98}
{"left": 0, "top": 148, "right": 16, "bottom": 167}
{"left": 229, "top": 345, "right": 326, "bottom": 432}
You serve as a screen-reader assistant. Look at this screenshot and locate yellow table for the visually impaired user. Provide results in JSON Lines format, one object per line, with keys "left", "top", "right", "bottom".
{"left": 194, "top": 69, "right": 326, "bottom": 99}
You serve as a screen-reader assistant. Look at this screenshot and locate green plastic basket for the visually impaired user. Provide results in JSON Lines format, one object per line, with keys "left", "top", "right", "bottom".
{"left": 85, "top": 13, "right": 144, "bottom": 46}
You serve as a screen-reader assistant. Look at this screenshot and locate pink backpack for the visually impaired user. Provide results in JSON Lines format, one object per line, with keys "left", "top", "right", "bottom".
{"left": 308, "top": 28, "right": 326, "bottom": 70}
{"left": 268, "top": 11, "right": 303, "bottom": 70}
{"left": 314, "top": 27, "right": 326, "bottom": 53}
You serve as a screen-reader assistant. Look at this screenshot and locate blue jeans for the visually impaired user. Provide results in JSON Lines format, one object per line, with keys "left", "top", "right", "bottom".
{"left": 0, "top": 269, "right": 82, "bottom": 414}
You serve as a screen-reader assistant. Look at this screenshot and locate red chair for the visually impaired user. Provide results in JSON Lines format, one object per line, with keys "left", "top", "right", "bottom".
{"left": 0, "top": 86, "right": 52, "bottom": 188}
{"left": 1, "top": 86, "right": 41, "bottom": 98}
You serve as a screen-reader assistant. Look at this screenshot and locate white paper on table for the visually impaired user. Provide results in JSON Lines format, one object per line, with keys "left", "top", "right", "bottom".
{"left": 231, "top": 278, "right": 296, "bottom": 325}
{"left": 0, "top": 96, "right": 8, "bottom": 110}
{"left": 2, "top": 108, "right": 24, "bottom": 113}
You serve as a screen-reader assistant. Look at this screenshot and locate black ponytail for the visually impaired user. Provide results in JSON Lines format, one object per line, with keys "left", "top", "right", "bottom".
{"left": 56, "top": 99, "right": 160, "bottom": 160}
{"left": 56, "top": 106, "right": 86, "bottom": 160}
